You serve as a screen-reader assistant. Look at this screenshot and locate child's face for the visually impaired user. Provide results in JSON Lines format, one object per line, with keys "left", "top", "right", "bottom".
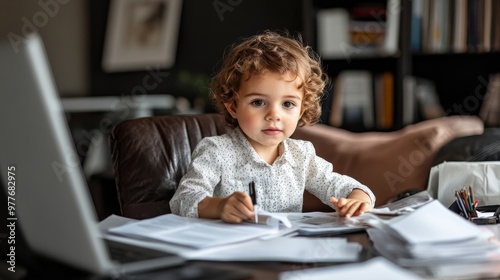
{"left": 225, "top": 71, "right": 304, "bottom": 154}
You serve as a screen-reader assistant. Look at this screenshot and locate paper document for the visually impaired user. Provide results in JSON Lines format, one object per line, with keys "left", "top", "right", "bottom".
{"left": 279, "top": 257, "right": 424, "bottom": 280}
{"left": 366, "top": 200, "right": 500, "bottom": 278}
{"left": 254, "top": 208, "right": 292, "bottom": 228}
{"left": 287, "top": 212, "right": 366, "bottom": 235}
{"left": 189, "top": 236, "right": 361, "bottom": 263}
{"left": 369, "top": 190, "right": 433, "bottom": 215}
{"left": 375, "top": 200, "right": 481, "bottom": 244}
{"left": 108, "top": 214, "right": 283, "bottom": 249}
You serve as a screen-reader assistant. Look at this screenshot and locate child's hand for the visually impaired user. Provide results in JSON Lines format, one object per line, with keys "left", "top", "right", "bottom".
{"left": 330, "top": 189, "right": 372, "bottom": 217}
{"left": 219, "top": 192, "right": 255, "bottom": 223}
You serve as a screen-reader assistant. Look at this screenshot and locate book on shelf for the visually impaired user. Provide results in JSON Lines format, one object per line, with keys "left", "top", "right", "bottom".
{"left": 466, "top": 0, "right": 478, "bottom": 52}
{"left": 329, "top": 70, "right": 374, "bottom": 129}
{"left": 480, "top": 0, "right": 492, "bottom": 52}
{"left": 316, "top": 8, "right": 350, "bottom": 59}
{"left": 349, "top": 21, "right": 384, "bottom": 53}
{"left": 493, "top": 0, "right": 500, "bottom": 51}
{"left": 428, "top": 0, "right": 451, "bottom": 53}
{"left": 382, "top": 72, "right": 394, "bottom": 128}
{"left": 316, "top": 0, "right": 400, "bottom": 59}
{"left": 330, "top": 70, "right": 399, "bottom": 130}
{"left": 413, "top": 77, "right": 444, "bottom": 120}
{"left": 419, "top": 0, "right": 431, "bottom": 52}
{"left": 452, "top": 0, "right": 468, "bottom": 53}
{"left": 349, "top": 3, "right": 386, "bottom": 55}
{"left": 374, "top": 72, "right": 395, "bottom": 129}
{"left": 412, "top": 0, "right": 500, "bottom": 53}
{"left": 410, "top": 0, "right": 423, "bottom": 52}
{"left": 381, "top": 0, "right": 401, "bottom": 55}
{"left": 374, "top": 73, "right": 385, "bottom": 127}
{"left": 328, "top": 72, "right": 344, "bottom": 127}
{"left": 402, "top": 76, "right": 417, "bottom": 125}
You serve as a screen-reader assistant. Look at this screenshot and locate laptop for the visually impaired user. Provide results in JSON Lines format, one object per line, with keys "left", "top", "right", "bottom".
{"left": 0, "top": 33, "right": 185, "bottom": 275}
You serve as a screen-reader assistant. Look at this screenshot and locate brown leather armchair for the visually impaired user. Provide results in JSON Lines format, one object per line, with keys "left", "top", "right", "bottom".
{"left": 109, "top": 113, "right": 484, "bottom": 220}
{"left": 109, "top": 114, "right": 231, "bottom": 219}
{"left": 109, "top": 113, "right": 334, "bottom": 220}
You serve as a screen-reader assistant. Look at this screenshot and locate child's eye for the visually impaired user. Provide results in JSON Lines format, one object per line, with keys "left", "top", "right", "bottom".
{"left": 251, "top": 99, "right": 265, "bottom": 107}
{"left": 283, "top": 101, "right": 296, "bottom": 109}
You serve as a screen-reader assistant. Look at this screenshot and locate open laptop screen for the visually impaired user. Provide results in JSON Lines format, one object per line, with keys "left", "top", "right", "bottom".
{"left": 0, "top": 33, "right": 114, "bottom": 274}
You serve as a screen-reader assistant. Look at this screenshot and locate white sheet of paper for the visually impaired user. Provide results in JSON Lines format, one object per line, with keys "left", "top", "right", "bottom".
{"left": 189, "top": 236, "right": 361, "bottom": 262}
{"left": 369, "top": 191, "right": 434, "bottom": 215}
{"left": 368, "top": 226, "right": 500, "bottom": 264}
{"left": 287, "top": 212, "right": 366, "bottom": 235}
{"left": 385, "top": 200, "right": 482, "bottom": 244}
{"left": 279, "top": 257, "right": 424, "bottom": 280}
{"left": 108, "top": 214, "right": 282, "bottom": 249}
{"left": 254, "top": 208, "right": 292, "bottom": 228}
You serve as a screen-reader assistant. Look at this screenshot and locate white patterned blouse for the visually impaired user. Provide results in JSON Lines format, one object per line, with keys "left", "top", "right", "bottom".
{"left": 169, "top": 127, "right": 375, "bottom": 217}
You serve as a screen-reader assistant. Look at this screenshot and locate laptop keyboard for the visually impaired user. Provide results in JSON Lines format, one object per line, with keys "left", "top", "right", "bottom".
{"left": 105, "top": 239, "right": 177, "bottom": 264}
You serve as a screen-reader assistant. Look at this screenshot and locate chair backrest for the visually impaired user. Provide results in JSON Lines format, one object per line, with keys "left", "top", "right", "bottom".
{"left": 109, "top": 114, "right": 231, "bottom": 219}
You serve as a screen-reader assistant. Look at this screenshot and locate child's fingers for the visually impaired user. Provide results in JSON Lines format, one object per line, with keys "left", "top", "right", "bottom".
{"left": 232, "top": 191, "right": 254, "bottom": 209}
{"left": 343, "top": 202, "right": 360, "bottom": 218}
{"left": 221, "top": 193, "right": 254, "bottom": 222}
{"left": 345, "top": 201, "right": 371, "bottom": 217}
{"left": 355, "top": 201, "right": 372, "bottom": 215}
{"left": 329, "top": 197, "right": 340, "bottom": 213}
{"left": 334, "top": 199, "right": 358, "bottom": 217}
{"left": 221, "top": 206, "right": 248, "bottom": 223}
{"left": 330, "top": 197, "right": 349, "bottom": 216}
{"left": 330, "top": 197, "right": 348, "bottom": 207}
{"left": 220, "top": 212, "right": 243, "bottom": 223}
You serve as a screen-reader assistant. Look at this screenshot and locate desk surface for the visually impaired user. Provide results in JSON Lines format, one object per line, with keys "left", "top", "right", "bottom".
{"left": 7, "top": 232, "right": 377, "bottom": 280}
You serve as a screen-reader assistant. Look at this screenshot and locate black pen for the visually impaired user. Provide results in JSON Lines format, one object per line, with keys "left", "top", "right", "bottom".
{"left": 249, "top": 181, "right": 258, "bottom": 223}
{"left": 249, "top": 181, "right": 256, "bottom": 205}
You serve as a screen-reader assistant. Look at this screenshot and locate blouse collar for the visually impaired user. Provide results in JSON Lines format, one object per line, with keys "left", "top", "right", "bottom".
{"left": 231, "top": 127, "right": 298, "bottom": 167}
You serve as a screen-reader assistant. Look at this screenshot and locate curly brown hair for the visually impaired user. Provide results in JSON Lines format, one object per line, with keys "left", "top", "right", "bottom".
{"left": 210, "top": 31, "right": 328, "bottom": 128}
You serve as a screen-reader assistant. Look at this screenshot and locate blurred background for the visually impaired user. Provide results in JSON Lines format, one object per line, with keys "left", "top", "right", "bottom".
{"left": 0, "top": 0, "right": 304, "bottom": 106}
{"left": 1, "top": 0, "right": 499, "bottom": 220}
{"left": 0, "top": 0, "right": 307, "bottom": 220}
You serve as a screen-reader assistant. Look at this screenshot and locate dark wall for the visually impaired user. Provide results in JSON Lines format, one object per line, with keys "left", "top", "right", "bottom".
{"left": 89, "top": 0, "right": 304, "bottom": 109}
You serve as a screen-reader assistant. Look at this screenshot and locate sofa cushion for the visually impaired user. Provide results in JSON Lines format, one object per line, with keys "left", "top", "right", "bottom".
{"left": 432, "top": 127, "right": 500, "bottom": 165}
{"left": 292, "top": 116, "right": 484, "bottom": 206}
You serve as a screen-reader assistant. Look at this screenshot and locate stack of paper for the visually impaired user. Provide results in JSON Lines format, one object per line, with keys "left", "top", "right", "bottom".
{"left": 105, "top": 213, "right": 364, "bottom": 263}
{"left": 366, "top": 200, "right": 500, "bottom": 278}
{"left": 108, "top": 214, "right": 285, "bottom": 249}
{"left": 108, "top": 210, "right": 368, "bottom": 250}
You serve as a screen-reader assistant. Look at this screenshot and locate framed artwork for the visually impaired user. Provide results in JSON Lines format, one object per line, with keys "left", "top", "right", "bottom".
{"left": 102, "top": 0, "right": 182, "bottom": 72}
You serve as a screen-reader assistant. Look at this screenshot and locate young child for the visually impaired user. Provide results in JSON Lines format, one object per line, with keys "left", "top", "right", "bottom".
{"left": 170, "top": 31, "right": 375, "bottom": 223}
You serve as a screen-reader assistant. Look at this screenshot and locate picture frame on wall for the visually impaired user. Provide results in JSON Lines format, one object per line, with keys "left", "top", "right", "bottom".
{"left": 102, "top": 0, "right": 182, "bottom": 72}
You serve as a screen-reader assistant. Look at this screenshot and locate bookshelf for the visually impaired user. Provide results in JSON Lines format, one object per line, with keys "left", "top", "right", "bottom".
{"left": 304, "top": 0, "right": 410, "bottom": 131}
{"left": 305, "top": 0, "right": 500, "bottom": 131}
{"left": 410, "top": 0, "right": 500, "bottom": 128}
